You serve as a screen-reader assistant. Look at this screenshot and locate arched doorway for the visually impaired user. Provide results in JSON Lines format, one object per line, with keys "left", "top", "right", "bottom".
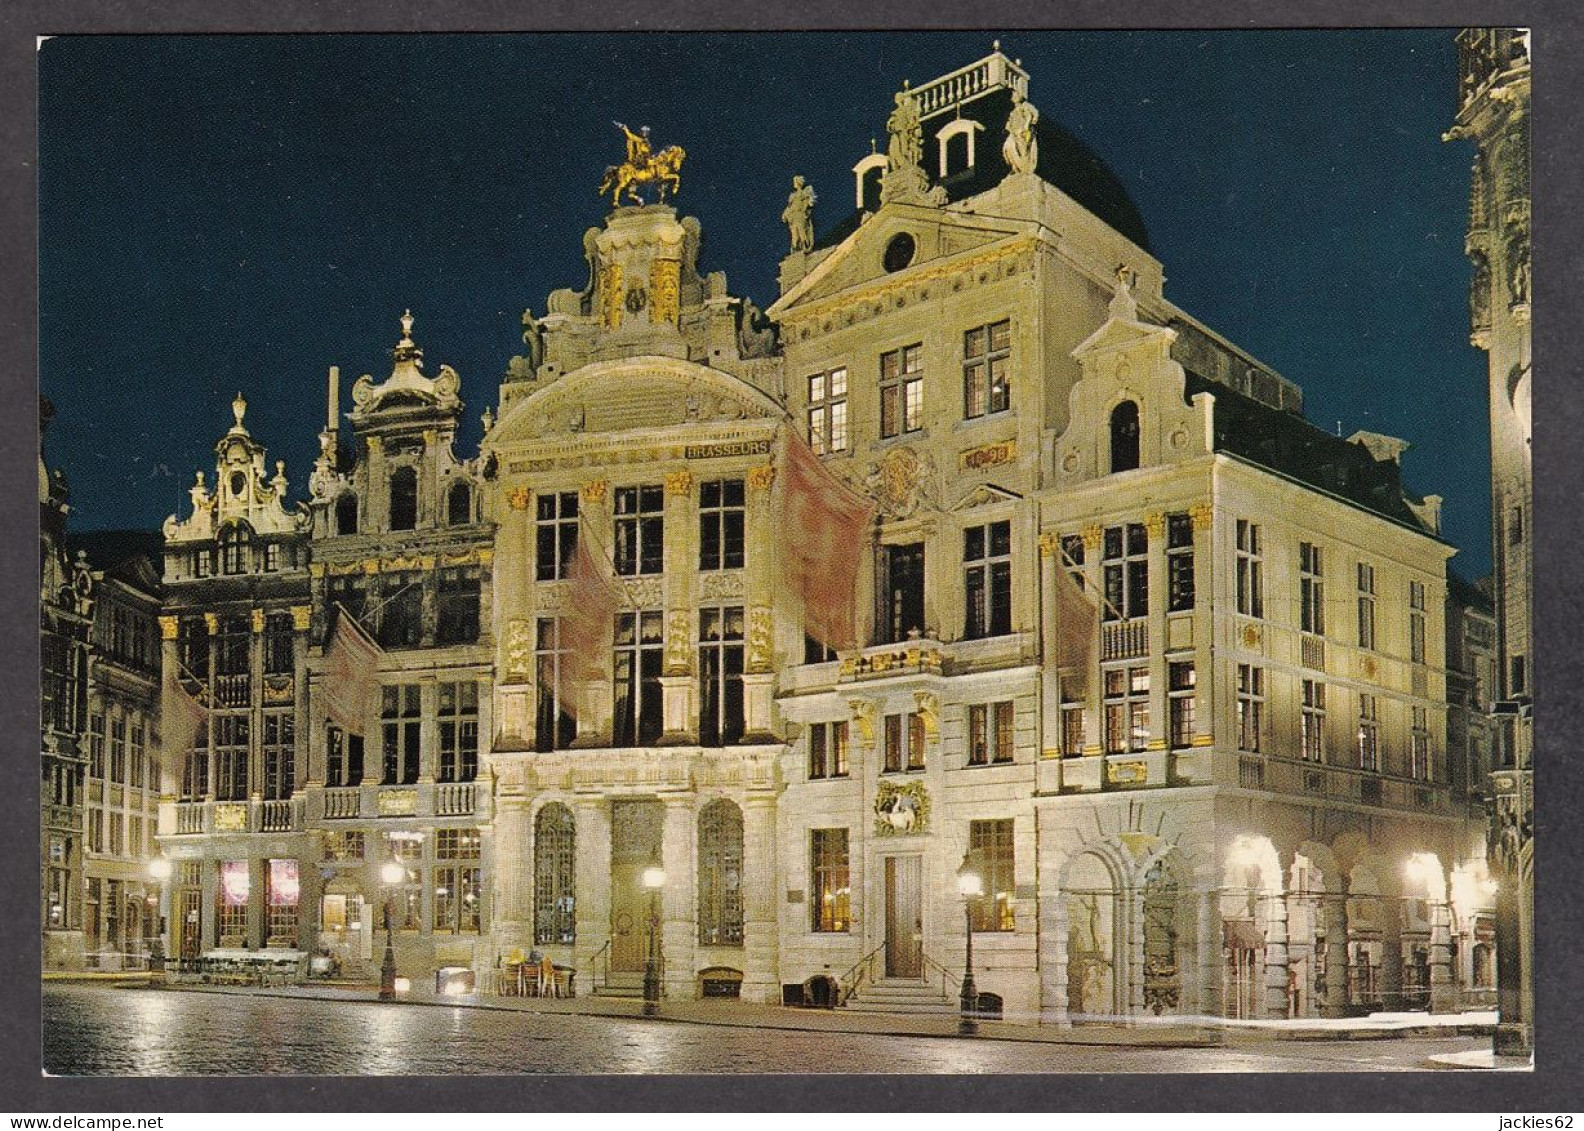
{"left": 1222, "top": 835, "right": 1282, "bottom": 1019}
{"left": 1065, "top": 852, "right": 1117, "bottom": 1019}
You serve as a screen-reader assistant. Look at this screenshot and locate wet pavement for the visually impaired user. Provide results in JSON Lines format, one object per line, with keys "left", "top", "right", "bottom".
{"left": 42, "top": 984, "right": 1494, "bottom": 1076}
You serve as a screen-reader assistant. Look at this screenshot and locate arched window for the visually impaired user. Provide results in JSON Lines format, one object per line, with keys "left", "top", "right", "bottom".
{"left": 1109, "top": 400, "right": 1141, "bottom": 474}
{"left": 335, "top": 493, "right": 358, "bottom": 536}
{"left": 533, "top": 803, "right": 576, "bottom": 946}
{"left": 219, "top": 523, "right": 252, "bottom": 575}
{"left": 697, "top": 800, "right": 744, "bottom": 946}
{"left": 389, "top": 467, "right": 418, "bottom": 532}
{"left": 447, "top": 480, "right": 472, "bottom": 526}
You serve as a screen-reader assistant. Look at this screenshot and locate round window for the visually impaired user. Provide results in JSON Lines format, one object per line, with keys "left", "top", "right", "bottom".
{"left": 883, "top": 232, "right": 917, "bottom": 273}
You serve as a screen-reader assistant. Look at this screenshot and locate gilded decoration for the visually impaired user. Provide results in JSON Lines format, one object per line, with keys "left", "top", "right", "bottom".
{"left": 746, "top": 464, "right": 776, "bottom": 492}
{"left": 251, "top": 608, "right": 266, "bottom": 633}
{"left": 599, "top": 122, "right": 685, "bottom": 207}
{"left": 508, "top": 486, "right": 532, "bottom": 511}
{"left": 1144, "top": 513, "right": 1166, "bottom": 539}
{"left": 1081, "top": 525, "right": 1104, "bottom": 551}
{"left": 505, "top": 619, "right": 533, "bottom": 681}
{"left": 1189, "top": 502, "right": 1214, "bottom": 531}
{"left": 650, "top": 258, "right": 681, "bottom": 324}
{"left": 746, "top": 607, "right": 774, "bottom": 673}
{"left": 665, "top": 470, "right": 694, "bottom": 497}
{"left": 582, "top": 479, "right": 609, "bottom": 505}
{"left": 599, "top": 264, "right": 625, "bottom": 330}
{"left": 913, "top": 691, "right": 940, "bottom": 741}
{"left": 865, "top": 445, "right": 936, "bottom": 519}
{"left": 664, "top": 609, "right": 692, "bottom": 675}
{"left": 159, "top": 615, "right": 180, "bottom": 641}
{"left": 847, "top": 698, "right": 876, "bottom": 746}
{"left": 290, "top": 605, "right": 312, "bottom": 631}
{"left": 959, "top": 439, "right": 1017, "bottom": 472}
{"left": 377, "top": 789, "right": 418, "bottom": 817}
{"left": 874, "top": 778, "right": 930, "bottom": 836}
{"left": 1037, "top": 532, "right": 1060, "bottom": 557}
{"left": 203, "top": 612, "right": 219, "bottom": 634}
{"left": 1108, "top": 760, "right": 1148, "bottom": 785}
{"left": 213, "top": 803, "right": 248, "bottom": 832}
{"left": 1240, "top": 623, "right": 1263, "bottom": 649}
{"left": 263, "top": 677, "right": 294, "bottom": 706}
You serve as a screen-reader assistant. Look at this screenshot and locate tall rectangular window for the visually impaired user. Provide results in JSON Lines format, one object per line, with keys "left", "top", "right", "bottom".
{"left": 1169, "top": 661, "right": 1196, "bottom": 749}
{"left": 380, "top": 684, "right": 421, "bottom": 785}
{"left": 880, "top": 343, "right": 924, "bottom": 438}
{"left": 534, "top": 617, "right": 576, "bottom": 752}
{"left": 699, "top": 479, "right": 746, "bottom": 571}
{"left": 1236, "top": 520, "right": 1264, "bottom": 617}
{"left": 1357, "top": 562, "right": 1377, "bottom": 651}
{"left": 963, "top": 320, "right": 1011, "bottom": 419}
{"left": 266, "top": 859, "right": 299, "bottom": 944}
{"left": 807, "top": 368, "right": 849, "bottom": 454}
{"left": 1410, "top": 706, "right": 1431, "bottom": 782}
{"left": 1301, "top": 679, "right": 1326, "bottom": 763}
{"left": 262, "top": 709, "right": 294, "bottom": 800}
{"left": 264, "top": 612, "right": 295, "bottom": 675}
{"left": 880, "top": 542, "right": 926, "bottom": 644}
{"left": 968, "top": 818, "right": 1015, "bottom": 932}
{"left": 436, "top": 570, "right": 482, "bottom": 644}
{"left": 1103, "top": 666, "right": 1149, "bottom": 753}
{"left": 109, "top": 717, "right": 127, "bottom": 783}
{"left": 88, "top": 713, "right": 105, "bottom": 779}
{"left": 1060, "top": 692, "right": 1085, "bottom": 757}
{"left": 699, "top": 606, "right": 745, "bottom": 746}
{"left": 614, "top": 485, "right": 665, "bottom": 576}
{"left": 433, "top": 829, "right": 482, "bottom": 934}
{"left": 378, "top": 577, "right": 424, "bottom": 650}
{"left": 535, "top": 491, "right": 579, "bottom": 581}
{"left": 437, "top": 681, "right": 479, "bottom": 783}
{"left": 109, "top": 811, "right": 124, "bottom": 856}
{"left": 213, "top": 712, "right": 249, "bottom": 800}
{"left": 129, "top": 721, "right": 145, "bottom": 788}
{"left": 1236, "top": 664, "right": 1264, "bottom": 753}
{"left": 1357, "top": 693, "right": 1380, "bottom": 772}
{"left": 967, "top": 701, "right": 1015, "bottom": 765}
{"left": 1167, "top": 513, "right": 1195, "bottom": 612}
{"left": 810, "top": 828, "right": 850, "bottom": 932}
{"left": 808, "top": 721, "right": 849, "bottom": 780}
{"left": 883, "top": 712, "right": 926, "bottom": 772}
{"left": 1300, "top": 542, "right": 1326, "bottom": 635}
{"left": 217, "top": 861, "right": 248, "bottom": 943}
{"left": 964, "top": 520, "right": 1012, "bottom": 638}
{"left": 384, "top": 833, "right": 423, "bottom": 931}
{"left": 613, "top": 610, "right": 664, "bottom": 747}
{"left": 1102, "top": 523, "right": 1149, "bottom": 622}
{"left": 1409, "top": 580, "right": 1427, "bottom": 665}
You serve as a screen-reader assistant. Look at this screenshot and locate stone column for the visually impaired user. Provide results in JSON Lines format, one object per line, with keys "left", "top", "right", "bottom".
{"left": 365, "top": 435, "right": 387, "bottom": 533}
{"left": 741, "top": 603, "right": 776, "bottom": 740}
{"left": 203, "top": 613, "right": 220, "bottom": 801}
{"left": 1380, "top": 883, "right": 1405, "bottom": 1011}
{"left": 1262, "top": 886, "right": 1291, "bottom": 1019}
{"left": 572, "top": 478, "right": 615, "bottom": 747}
{"left": 1197, "top": 886, "right": 1223, "bottom": 1018}
{"left": 1323, "top": 894, "right": 1349, "bottom": 1018}
{"left": 572, "top": 797, "right": 612, "bottom": 976}
{"left": 1034, "top": 808, "right": 1073, "bottom": 1027}
{"left": 741, "top": 792, "right": 779, "bottom": 1003}
{"left": 1429, "top": 899, "right": 1457, "bottom": 1013}
{"left": 291, "top": 605, "right": 312, "bottom": 789}
{"left": 1143, "top": 512, "right": 1169, "bottom": 761}
{"left": 661, "top": 796, "right": 696, "bottom": 1001}
{"left": 493, "top": 798, "right": 531, "bottom": 939}
{"left": 1036, "top": 534, "right": 1061, "bottom": 758}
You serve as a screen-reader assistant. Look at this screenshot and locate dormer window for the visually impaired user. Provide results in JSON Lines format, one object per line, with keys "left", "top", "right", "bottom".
{"left": 853, "top": 153, "right": 887, "bottom": 212}
{"left": 335, "top": 493, "right": 358, "bottom": 536}
{"left": 1109, "top": 400, "right": 1141, "bottom": 473}
{"left": 935, "top": 119, "right": 983, "bottom": 178}
{"left": 219, "top": 523, "right": 252, "bottom": 575}
{"left": 389, "top": 466, "right": 418, "bottom": 532}
{"left": 448, "top": 481, "right": 473, "bottom": 526}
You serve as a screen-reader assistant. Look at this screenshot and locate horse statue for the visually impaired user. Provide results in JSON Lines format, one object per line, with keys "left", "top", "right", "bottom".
{"left": 600, "top": 126, "right": 687, "bottom": 208}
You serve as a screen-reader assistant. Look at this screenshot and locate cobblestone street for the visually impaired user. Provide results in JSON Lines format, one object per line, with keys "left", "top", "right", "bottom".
{"left": 43, "top": 984, "right": 1493, "bottom": 1076}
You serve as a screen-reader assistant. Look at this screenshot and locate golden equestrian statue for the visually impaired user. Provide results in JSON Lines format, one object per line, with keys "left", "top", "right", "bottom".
{"left": 600, "top": 122, "right": 686, "bottom": 208}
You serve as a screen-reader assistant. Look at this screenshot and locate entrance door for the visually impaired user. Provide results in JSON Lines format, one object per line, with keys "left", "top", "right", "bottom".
{"left": 610, "top": 799, "right": 665, "bottom": 973}
{"left": 884, "top": 855, "right": 923, "bottom": 978}
{"left": 179, "top": 889, "right": 202, "bottom": 960}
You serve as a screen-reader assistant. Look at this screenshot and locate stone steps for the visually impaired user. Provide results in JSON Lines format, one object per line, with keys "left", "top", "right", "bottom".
{"left": 842, "top": 978, "right": 956, "bottom": 1015}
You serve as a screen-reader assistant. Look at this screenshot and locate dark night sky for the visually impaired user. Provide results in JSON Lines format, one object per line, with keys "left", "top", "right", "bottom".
{"left": 38, "top": 31, "right": 1491, "bottom": 577}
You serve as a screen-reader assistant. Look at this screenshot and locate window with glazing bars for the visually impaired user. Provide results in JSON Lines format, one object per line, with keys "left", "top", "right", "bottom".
{"left": 264, "top": 612, "right": 294, "bottom": 674}
{"left": 967, "top": 701, "right": 1015, "bottom": 765}
{"left": 883, "top": 712, "right": 926, "bottom": 772}
{"left": 438, "top": 681, "right": 479, "bottom": 783}
{"left": 963, "top": 320, "right": 1011, "bottom": 419}
{"left": 88, "top": 713, "right": 105, "bottom": 778}
{"left": 1236, "top": 664, "right": 1264, "bottom": 753}
{"left": 1103, "top": 666, "right": 1149, "bottom": 753}
{"left": 613, "top": 610, "right": 664, "bottom": 746}
{"left": 699, "top": 606, "right": 745, "bottom": 746}
{"left": 533, "top": 803, "right": 576, "bottom": 945}
{"left": 699, "top": 479, "right": 745, "bottom": 570}
{"left": 810, "top": 828, "right": 850, "bottom": 932}
{"left": 381, "top": 684, "right": 421, "bottom": 785}
{"left": 1167, "top": 513, "right": 1195, "bottom": 611}
{"left": 325, "top": 725, "right": 363, "bottom": 787}
{"left": 964, "top": 520, "right": 1012, "bottom": 638}
{"left": 1301, "top": 679, "right": 1326, "bottom": 763}
{"left": 1236, "top": 520, "right": 1264, "bottom": 617}
{"left": 1357, "top": 562, "right": 1377, "bottom": 651}
{"left": 1300, "top": 543, "right": 1326, "bottom": 635}
{"left": 1103, "top": 523, "right": 1149, "bottom": 622}
{"left": 110, "top": 717, "right": 127, "bottom": 783}
{"left": 534, "top": 617, "right": 576, "bottom": 752}
{"left": 1410, "top": 706, "right": 1431, "bottom": 781}
{"left": 1357, "top": 693, "right": 1380, "bottom": 771}
{"left": 698, "top": 800, "right": 744, "bottom": 946}
{"left": 213, "top": 712, "right": 249, "bottom": 800}
{"left": 880, "top": 343, "right": 924, "bottom": 438}
{"left": 614, "top": 485, "right": 664, "bottom": 576}
{"left": 434, "top": 829, "right": 482, "bottom": 933}
{"left": 1409, "top": 580, "right": 1426, "bottom": 665}
{"left": 262, "top": 710, "right": 294, "bottom": 799}
{"left": 436, "top": 569, "right": 481, "bottom": 644}
{"left": 808, "top": 368, "right": 849, "bottom": 454}
{"left": 1169, "top": 661, "right": 1196, "bottom": 749}
{"left": 1060, "top": 694, "right": 1085, "bottom": 757}
{"left": 968, "top": 818, "right": 1015, "bottom": 931}
{"left": 130, "top": 720, "right": 145, "bottom": 788}
{"left": 535, "top": 491, "right": 579, "bottom": 581}
{"left": 808, "top": 721, "right": 850, "bottom": 779}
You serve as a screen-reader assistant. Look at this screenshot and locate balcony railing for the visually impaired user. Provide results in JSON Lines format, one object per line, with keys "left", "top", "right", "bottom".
{"left": 436, "top": 782, "right": 476, "bottom": 817}
{"left": 1101, "top": 619, "right": 1148, "bottom": 661}
{"left": 260, "top": 799, "right": 295, "bottom": 832}
{"left": 169, "top": 797, "right": 305, "bottom": 835}
{"left": 322, "top": 788, "right": 361, "bottom": 820}
{"left": 1301, "top": 635, "right": 1326, "bottom": 670}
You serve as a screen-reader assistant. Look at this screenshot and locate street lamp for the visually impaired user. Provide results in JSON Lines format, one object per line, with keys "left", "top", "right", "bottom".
{"left": 147, "top": 857, "right": 172, "bottom": 982}
{"left": 379, "top": 859, "right": 405, "bottom": 1002}
{"left": 641, "top": 862, "right": 666, "bottom": 1017}
{"left": 957, "top": 850, "right": 985, "bottom": 1038}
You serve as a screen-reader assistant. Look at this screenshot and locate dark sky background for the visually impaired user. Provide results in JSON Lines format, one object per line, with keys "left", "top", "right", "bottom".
{"left": 38, "top": 31, "right": 1491, "bottom": 577}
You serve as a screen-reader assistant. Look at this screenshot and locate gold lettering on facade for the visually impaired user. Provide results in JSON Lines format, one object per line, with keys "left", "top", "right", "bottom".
{"left": 684, "top": 439, "right": 773, "bottom": 460}
{"left": 959, "top": 439, "right": 1017, "bottom": 471}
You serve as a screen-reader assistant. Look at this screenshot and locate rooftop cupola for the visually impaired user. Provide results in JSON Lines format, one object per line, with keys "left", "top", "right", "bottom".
{"left": 349, "top": 309, "right": 463, "bottom": 422}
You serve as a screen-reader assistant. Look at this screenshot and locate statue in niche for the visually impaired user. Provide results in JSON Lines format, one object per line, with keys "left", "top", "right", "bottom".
{"left": 886, "top": 86, "right": 922, "bottom": 169}
{"left": 1507, "top": 230, "right": 1530, "bottom": 305}
{"left": 1003, "top": 87, "right": 1040, "bottom": 174}
{"left": 782, "top": 175, "right": 817, "bottom": 253}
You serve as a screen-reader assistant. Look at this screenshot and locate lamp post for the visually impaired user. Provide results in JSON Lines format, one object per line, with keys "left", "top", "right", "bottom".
{"left": 957, "top": 851, "right": 984, "bottom": 1038}
{"left": 641, "top": 863, "right": 666, "bottom": 1017}
{"left": 147, "top": 857, "right": 172, "bottom": 982}
{"left": 378, "top": 860, "right": 404, "bottom": 1002}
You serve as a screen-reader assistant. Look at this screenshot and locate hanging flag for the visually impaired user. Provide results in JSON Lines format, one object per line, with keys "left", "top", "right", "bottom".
{"left": 1052, "top": 547, "right": 1098, "bottom": 697}
{"left": 555, "top": 521, "right": 621, "bottom": 712}
{"left": 324, "top": 605, "right": 382, "bottom": 733}
{"left": 161, "top": 663, "right": 207, "bottom": 762}
{"left": 776, "top": 426, "right": 876, "bottom": 651}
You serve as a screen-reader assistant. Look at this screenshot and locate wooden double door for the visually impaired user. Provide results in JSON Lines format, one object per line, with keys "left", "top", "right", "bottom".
{"left": 884, "top": 855, "right": 923, "bottom": 979}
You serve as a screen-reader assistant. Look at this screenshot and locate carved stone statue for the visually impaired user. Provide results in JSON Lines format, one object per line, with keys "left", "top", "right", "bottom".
{"left": 1508, "top": 231, "right": 1530, "bottom": 305}
{"left": 1469, "top": 250, "right": 1492, "bottom": 328}
{"left": 782, "top": 175, "right": 817, "bottom": 253}
{"left": 520, "top": 307, "right": 544, "bottom": 372}
{"left": 1003, "top": 87, "right": 1040, "bottom": 174}
{"left": 886, "top": 87, "right": 923, "bottom": 169}
{"left": 737, "top": 298, "right": 777, "bottom": 359}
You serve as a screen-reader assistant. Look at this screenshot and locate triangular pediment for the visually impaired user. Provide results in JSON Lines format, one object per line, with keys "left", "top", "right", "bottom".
{"left": 1072, "top": 314, "right": 1178, "bottom": 362}
{"left": 488, "top": 356, "right": 784, "bottom": 447}
{"left": 951, "top": 483, "right": 1023, "bottom": 512}
{"left": 770, "top": 208, "right": 1025, "bottom": 318}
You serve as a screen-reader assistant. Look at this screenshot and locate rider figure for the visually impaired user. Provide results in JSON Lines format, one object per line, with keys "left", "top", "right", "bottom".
{"left": 615, "top": 122, "right": 652, "bottom": 171}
